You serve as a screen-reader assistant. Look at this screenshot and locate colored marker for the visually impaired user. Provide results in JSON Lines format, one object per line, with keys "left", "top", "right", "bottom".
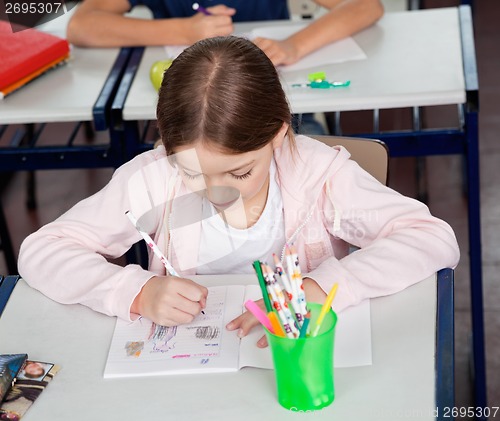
{"left": 268, "top": 311, "right": 286, "bottom": 337}
{"left": 126, "top": 211, "right": 205, "bottom": 314}
{"left": 273, "top": 253, "right": 303, "bottom": 326}
{"left": 290, "top": 244, "right": 308, "bottom": 317}
{"left": 312, "top": 283, "right": 338, "bottom": 337}
{"left": 253, "top": 260, "right": 273, "bottom": 312}
{"left": 126, "top": 211, "right": 179, "bottom": 276}
{"left": 299, "top": 311, "right": 311, "bottom": 338}
{"left": 284, "top": 245, "right": 301, "bottom": 317}
{"left": 263, "top": 263, "right": 298, "bottom": 338}
{"left": 244, "top": 300, "right": 274, "bottom": 333}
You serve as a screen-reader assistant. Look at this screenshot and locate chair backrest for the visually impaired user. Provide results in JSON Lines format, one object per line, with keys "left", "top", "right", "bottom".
{"left": 309, "top": 135, "right": 389, "bottom": 185}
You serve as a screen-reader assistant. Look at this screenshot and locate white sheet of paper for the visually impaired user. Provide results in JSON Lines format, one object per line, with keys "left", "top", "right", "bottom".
{"left": 334, "top": 299, "right": 372, "bottom": 367}
{"left": 239, "top": 288, "right": 372, "bottom": 369}
{"left": 250, "top": 24, "right": 367, "bottom": 72}
{"left": 164, "top": 24, "right": 366, "bottom": 73}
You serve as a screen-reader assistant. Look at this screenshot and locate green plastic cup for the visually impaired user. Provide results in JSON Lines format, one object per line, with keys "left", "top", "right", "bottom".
{"left": 265, "top": 302, "right": 337, "bottom": 411}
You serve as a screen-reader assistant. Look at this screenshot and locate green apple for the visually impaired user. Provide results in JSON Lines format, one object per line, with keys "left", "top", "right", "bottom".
{"left": 150, "top": 59, "right": 173, "bottom": 91}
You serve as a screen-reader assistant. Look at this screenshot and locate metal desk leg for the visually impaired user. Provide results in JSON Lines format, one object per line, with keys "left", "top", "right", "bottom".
{"left": 436, "top": 268, "right": 455, "bottom": 420}
{"left": 466, "top": 105, "right": 488, "bottom": 417}
{"left": 459, "top": 5, "right": 487, "bottom": 416}
{"left": 0, "top": 199, "right": 17, "bottom": 274}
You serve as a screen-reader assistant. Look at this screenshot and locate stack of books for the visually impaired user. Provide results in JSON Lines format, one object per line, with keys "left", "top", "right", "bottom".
{"left": 0, "top": 20, "right": 70, "bottom": 99}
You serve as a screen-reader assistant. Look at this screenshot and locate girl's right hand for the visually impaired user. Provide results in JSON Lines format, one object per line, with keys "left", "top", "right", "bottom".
{"left": 188, "top": 6, "right": 235, "bottom": 42}
{"left": 132, "top": 276, "right": 208, "bottom": 326}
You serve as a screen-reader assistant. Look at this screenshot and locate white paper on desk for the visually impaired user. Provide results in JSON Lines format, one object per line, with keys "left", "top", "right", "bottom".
{"left": 334, "top": 300, "right": 372, "bottom": 367}
{"left": 250, "top": 24, "right": 367, "bottom": 72}
{"left": 240, "top": 298, "right": 373, "bottom": 369}
{"left": 164, "top": 24, "right": 366, "bottom": 73}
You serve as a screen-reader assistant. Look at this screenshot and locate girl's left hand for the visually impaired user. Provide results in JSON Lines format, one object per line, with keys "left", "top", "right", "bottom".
{"left": 225, "top": 279, "right": 326, "bottom": 348}
{"left": 253, "top": 37, "right": 299, "bottom": 66}
{"left": 226, "top": 298, "right": 268, "bottom": 348}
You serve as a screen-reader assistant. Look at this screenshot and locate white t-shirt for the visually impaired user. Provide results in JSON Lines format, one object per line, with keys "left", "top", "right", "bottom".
{"left": 197, "top": 160, "right": 285, "bottom": 274}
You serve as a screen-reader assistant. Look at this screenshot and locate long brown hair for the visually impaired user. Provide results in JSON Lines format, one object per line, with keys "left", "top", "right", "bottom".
{"left": 156, "top": 36, "right": 294, "bottom": 155}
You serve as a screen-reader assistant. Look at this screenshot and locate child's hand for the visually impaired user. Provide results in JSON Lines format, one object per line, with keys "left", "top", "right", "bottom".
{"left": 226, "top": 298, "right": 268, "bottom": 348}
{"left": 188, "top": 6, "right": 235, "bottom": 42}
{"left": 253, "top": 37, "right": 299, "bottom": 66}
{"left": 133, "top": 276, "right": 208, "bottom": 326}
{"left": 204, "top": 4, "right": 236, "bottom": 16}
{"left": 303, "top": 277, "right": 328, "bottom": 303}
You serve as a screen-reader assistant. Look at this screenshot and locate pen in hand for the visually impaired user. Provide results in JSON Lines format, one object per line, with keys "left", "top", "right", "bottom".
{"left": 192, "top": 2, "right": 212, "bottom": 15}
{"left": 125, "top": 210, "right": 205, "bottom": 314}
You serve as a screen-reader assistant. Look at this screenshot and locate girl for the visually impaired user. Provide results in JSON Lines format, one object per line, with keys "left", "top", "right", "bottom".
{"left": 18, "top": 36, "right": 459, "bottom": 347}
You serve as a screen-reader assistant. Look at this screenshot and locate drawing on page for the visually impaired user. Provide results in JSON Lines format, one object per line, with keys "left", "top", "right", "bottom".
{"left": 124, "top": 287, "right": 228, "bottom": 360}
{"left": 125, "top": 341, "right": 145, "bottom": 357}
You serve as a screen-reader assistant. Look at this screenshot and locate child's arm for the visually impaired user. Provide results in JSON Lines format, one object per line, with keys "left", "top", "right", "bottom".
{"left": 307, "top": 159, "right": 460, "bottom": 313}
{"left": 131, "top": 275, "right": 208, "bottom": 326}
{"left": 253, "top": 0, "right": 384, "bottom": 66}
{"left": 18, "top": 149, "right": 175, "bottom": 322}
{"left": 66, "top": 0, "right": 235, "bottom": 47}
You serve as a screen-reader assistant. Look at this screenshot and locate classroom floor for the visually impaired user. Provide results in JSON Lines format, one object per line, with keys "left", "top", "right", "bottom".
{"left": 1, "top": 0, "right": 498, "bottom": 413}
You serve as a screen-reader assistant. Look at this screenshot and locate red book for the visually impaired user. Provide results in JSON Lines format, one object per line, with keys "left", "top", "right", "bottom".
{"left": 0, "top": 20, "right": 70, "bottom": 97}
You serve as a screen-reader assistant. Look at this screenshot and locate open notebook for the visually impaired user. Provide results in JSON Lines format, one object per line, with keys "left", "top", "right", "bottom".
{"left": 104, "top": 284, "right": 372, "bottom": 378}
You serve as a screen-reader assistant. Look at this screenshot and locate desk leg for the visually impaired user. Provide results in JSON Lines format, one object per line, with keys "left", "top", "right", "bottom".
{"left": 465, "top": 107, "right": 488, "bottom": 416}
{"left": 436, "top": 268, "right": 455, "bottom": 418}
{"left": 0, "top": 199, "right": 17, "bottom": 274}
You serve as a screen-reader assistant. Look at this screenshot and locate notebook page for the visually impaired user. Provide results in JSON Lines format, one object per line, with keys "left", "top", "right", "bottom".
{"left": 239, "top": 287, "right": 373, "bottom": 369}
{"left": 238, "top": 285, "right": 273, "bottom": 370}
{"left": 104, "top": 285, "right": 245, "bottom": 378}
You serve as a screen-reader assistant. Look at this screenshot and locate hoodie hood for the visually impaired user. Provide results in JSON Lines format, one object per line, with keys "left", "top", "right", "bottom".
{"left": 274, "top": 134, "right": 352, "bottom": 218}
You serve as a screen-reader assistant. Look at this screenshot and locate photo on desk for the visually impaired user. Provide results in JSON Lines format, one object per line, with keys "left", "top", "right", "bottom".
{"left": 0, "top": 361, "right": 60, "bottom": 420}
{"left": 17, "top": 361, "right": 54, "bottom": 382}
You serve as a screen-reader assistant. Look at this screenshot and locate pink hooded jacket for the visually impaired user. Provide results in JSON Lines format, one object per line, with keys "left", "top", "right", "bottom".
{"left": 18, "top": 135, "right": 460, "bottom": 321}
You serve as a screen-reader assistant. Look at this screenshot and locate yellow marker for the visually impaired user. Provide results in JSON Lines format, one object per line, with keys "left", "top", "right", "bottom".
{"left": 268, "top": 311, "right": 286, "bottom": 337}
{"left": 312, "top": 283, "right": 338, "bottom": 337}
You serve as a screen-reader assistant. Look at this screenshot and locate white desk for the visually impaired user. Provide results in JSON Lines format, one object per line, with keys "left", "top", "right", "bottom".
{"left": 122, "top": 8, "right": 465, "bottom": 120}
{"left": 0, "top": 274, "right": 442, "bottom": 421}
{"left": 0, "top": 5, "right": 149, "bottom": 125}
{"left": 0, "top": 46, "right": 122, "bottom": 125}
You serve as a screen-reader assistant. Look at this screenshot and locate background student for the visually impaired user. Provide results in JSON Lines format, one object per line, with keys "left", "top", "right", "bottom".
{"left": 67, "top": 0, "right": 384, "bottom": 67}
{"left": 66, "top": 0, "right": 384, "bottom": 134}
{"left": 18, "top": 36, "right": 459, "bottom": 347}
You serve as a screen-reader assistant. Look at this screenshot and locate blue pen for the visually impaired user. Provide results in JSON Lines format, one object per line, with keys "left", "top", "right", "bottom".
{"left": 299, "top": 311, "right": 311, "bottom": 338}
{"left": 192, "top": 2, "right": 211, "bottom": 15}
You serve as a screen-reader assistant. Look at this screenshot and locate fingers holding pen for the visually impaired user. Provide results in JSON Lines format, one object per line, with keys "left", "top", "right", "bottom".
{"left": 204, "top": 4, "right": 236, "bottom": 16}
{"left": 138, "top": 276, "right": 208, "bottom": 326}
{"left": 190, "top": 12, "right": 234, "bottom": 40}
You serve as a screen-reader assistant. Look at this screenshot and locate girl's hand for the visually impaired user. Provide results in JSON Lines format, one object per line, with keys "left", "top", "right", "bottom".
{"left": 188, "top": 6, "right": 235, "bottom": 42}
{"left": 226, "top": 298, "right": 269, "bottom": 348}
{"left": 132, "top": 276, "right": 208, "bottom": 326}
{"left": 205, "top": 4, "right": 236, "bottom": 16}
{"left": 253, "top": 37, "right": 300, "bottom": 66}
{"left": 302, "top": 277, "right": 328, "bottom": 303}
{"left": 225, "top": 278, "right": 326, "bottom": 348}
